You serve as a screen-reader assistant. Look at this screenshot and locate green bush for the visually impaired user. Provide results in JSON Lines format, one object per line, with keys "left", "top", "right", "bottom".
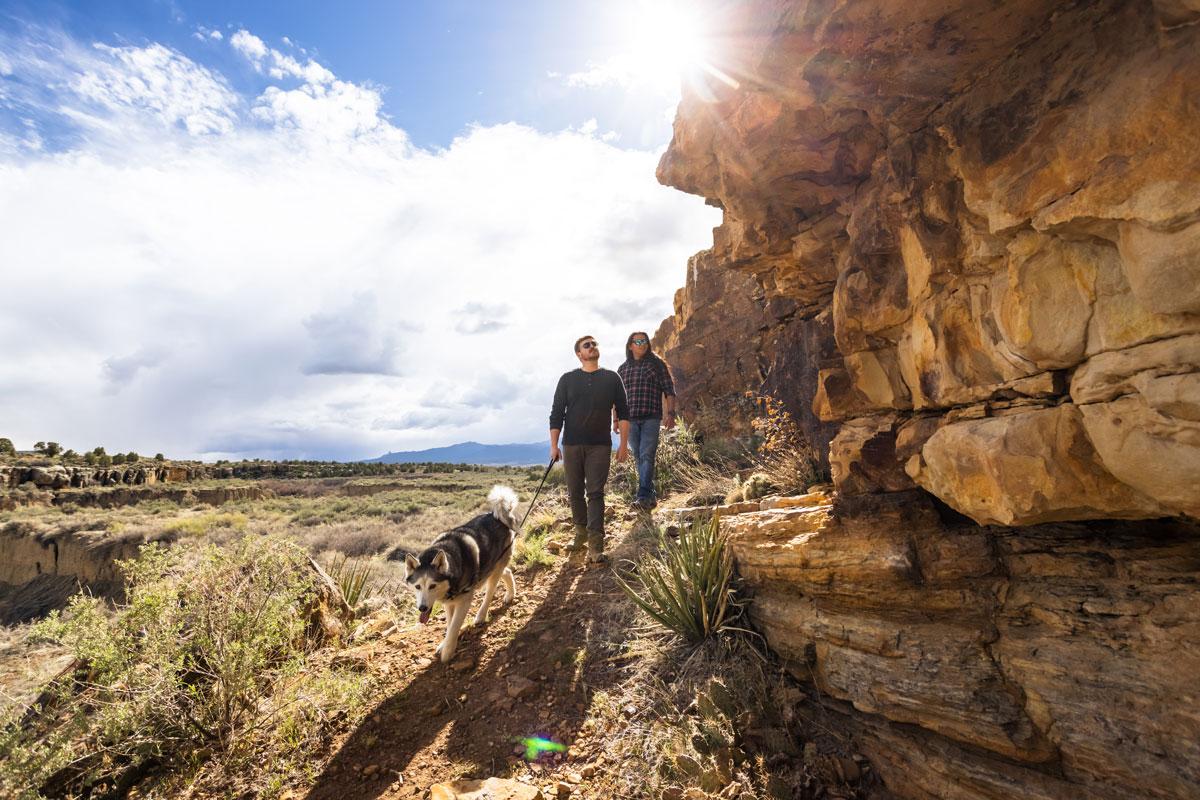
{"left": 514, "top": 530, "right": 556, "bottom": 569}
{"left": 0, "top": 536, "right": 336, "bottom": 798}
{"left": 614, "top": 517, "right": 743, "bottom": 643}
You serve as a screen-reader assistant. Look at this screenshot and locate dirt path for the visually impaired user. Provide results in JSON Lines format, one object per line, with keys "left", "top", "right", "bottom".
{"left": 302, "top": 523, "right": 644, "bottom": 800}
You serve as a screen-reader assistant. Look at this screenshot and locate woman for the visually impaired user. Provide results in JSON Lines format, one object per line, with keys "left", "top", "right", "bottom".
{"left": 615, "top": 331, "right": 676, "bottom": 510}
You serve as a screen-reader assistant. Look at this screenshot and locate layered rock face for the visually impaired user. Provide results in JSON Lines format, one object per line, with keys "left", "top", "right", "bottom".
{"left": 720, "top": 493, "right": 1200, "bottom": 799}
{"left": 656, "top": 1, "right": 1200, "bottom": 797}
{"left": 655, "top": 0, "right": 1200, "bottom": 524}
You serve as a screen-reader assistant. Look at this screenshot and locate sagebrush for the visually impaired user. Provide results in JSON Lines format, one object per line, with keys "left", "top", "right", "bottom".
{"left": 0, "top": 535, "right": 370, "bottom": 799}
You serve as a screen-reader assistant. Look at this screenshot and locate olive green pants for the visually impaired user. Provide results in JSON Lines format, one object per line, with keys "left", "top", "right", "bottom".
{"left": 562, "top": 444, "right": 611, "bottom": 555}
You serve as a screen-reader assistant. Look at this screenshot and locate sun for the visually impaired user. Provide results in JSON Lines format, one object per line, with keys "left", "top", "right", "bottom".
{"left": 619, "top": 1, "right": 714, "bottom": 90}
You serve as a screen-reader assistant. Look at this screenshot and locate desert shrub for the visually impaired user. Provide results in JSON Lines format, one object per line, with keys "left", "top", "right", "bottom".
{"left": 0, "top": 437, "right": 15, "bottom": 456}
{"left": 0, "top": 536, "right": 341, "bottom": 798}
{"left": 662, "top": 423, "right": 740, "bottom": 502}
{"left": 610, "top": 423, "right": 740, "bottom": 505}
{"left": 161, "top": 511, "right": 248, "bottom": 538}
{"left": 514, "top": 530, "right": 556, "bottom": 569}
{"left": 651, "top": 423, "right": 704, "bottom": 497}
{"left": 615, "top": 517, "right": 743, "bottom": 643}
{"left": 609, "top": 452, "right": 639, "bottom": 503}
{"left": 748, "top": 393, "right": 824, "bottom": 493}
{"left": 303, "top": 519, "right": 396, "bottom": 557}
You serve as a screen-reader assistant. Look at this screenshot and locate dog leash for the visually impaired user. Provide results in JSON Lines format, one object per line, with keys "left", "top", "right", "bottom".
{"left": 517, "top": 456, "right": 558, "bottom": 532}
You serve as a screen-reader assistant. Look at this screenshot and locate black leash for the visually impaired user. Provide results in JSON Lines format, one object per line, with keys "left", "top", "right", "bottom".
{"left": 518, "top": 456, "right": 558, "bottom": 532}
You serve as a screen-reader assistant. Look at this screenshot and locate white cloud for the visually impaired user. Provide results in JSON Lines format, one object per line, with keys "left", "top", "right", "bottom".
{"left": 564, "top": 54, "right": 642, "bottom": 89}
{"left": 0, "top": 26, "right": 719, "bottom": 460}
{"left": 71, "top": 42, "right": 238, "bottom": 135}
{"left": 454, "top": 302, "right": 511, "bottom": 335}
{"left": 302, "top": 294, "right": 404, "bottom": 376}
{"left": 231, "top": 28, "right": 334, "bottom": 85}
{"left": 253, "top": 79, "right": 387, "bottom": 141}
{"left": 230, "top": 29, "right": 268, "bottom": 62}
{"left": 193, "top": 26, "right": 223, "bottom": 42}
{"left": 102, "top": 348, "right": 169, "bottom": 391}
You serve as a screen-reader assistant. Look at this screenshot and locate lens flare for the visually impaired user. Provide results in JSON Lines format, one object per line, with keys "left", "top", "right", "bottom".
{"left": 519, "top": 736, "right": 568, "bottom": 761}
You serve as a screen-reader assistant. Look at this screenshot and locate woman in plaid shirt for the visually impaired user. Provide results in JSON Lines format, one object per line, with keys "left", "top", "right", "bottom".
{"left": 616, "top": 331, "right": 677, "bottom": 510}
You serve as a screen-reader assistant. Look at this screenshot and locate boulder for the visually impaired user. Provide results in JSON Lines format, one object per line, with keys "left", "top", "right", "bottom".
{"left": 908, "top": 405, "right": 1165, "bottom": 526}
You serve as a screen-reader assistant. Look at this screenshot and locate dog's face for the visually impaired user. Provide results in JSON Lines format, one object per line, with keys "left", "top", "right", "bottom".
{"left": 404, "top": 550, "right": 450, "bottom": 624}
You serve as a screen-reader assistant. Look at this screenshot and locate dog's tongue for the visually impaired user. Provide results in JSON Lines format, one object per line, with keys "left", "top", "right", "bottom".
{"left": 419, "top": 609, "right": 431, "bottom": 624}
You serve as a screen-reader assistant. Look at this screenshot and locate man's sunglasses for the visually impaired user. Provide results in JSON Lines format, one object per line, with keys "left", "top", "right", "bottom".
{"left": 630, "top": 338, "right": 649, "bottom": 345}
{"left": 580, "top": 341, "right": 598, "bottom": 350}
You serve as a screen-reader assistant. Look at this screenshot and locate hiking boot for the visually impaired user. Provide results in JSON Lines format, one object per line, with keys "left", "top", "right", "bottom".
{"left": 586, "top": 553, "right": 610, "bottom": 569}
{"left": 566, "top": 527, "right": 588, "bottom": 556}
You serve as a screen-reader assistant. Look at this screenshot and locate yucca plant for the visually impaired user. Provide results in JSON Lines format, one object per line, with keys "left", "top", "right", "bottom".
{"left": 615, "top": 517, "right": 743, "bottom": 643}
{"left": 325, "top": 554, "right": 379, "bottom": 609}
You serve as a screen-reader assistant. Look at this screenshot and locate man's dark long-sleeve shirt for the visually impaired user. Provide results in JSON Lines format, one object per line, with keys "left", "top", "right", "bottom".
{"left": 549, "top": 368, "right": 630, "bottom": 446}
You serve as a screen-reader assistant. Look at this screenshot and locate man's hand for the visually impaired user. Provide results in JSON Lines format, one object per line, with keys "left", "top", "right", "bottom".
{"left": 664, "top": 412, "right": 677, "bottom": 431}
{"left": 615, "top": 444, "right": 629, "bottom": 463}
{"left": 550, "top": 444, "right": 561, "bottom": 463}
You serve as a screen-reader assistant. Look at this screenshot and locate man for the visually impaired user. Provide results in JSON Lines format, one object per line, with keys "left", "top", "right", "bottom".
{"left": 550, "top": 335, "right": 630, "bottom": 566}
{"left": 616, "top": 331, "right": 676, "bottom": 510}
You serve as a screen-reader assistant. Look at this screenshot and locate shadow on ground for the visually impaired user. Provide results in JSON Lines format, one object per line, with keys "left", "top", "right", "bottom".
{"left": 304, "top": 533, "right": 642, "bottom": 800}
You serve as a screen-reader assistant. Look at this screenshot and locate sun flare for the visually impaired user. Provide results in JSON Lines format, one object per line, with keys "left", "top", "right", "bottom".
{"left": 620, "top": 1, "right": 715, "bottom": 90}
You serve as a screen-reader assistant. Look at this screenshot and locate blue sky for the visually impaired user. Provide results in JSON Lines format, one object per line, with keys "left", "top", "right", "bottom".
{"left": 0, "top": 0, "right": 719, "bottom": 460}
{"left": 1, "top": 0, "right": 685, "bottom": 149}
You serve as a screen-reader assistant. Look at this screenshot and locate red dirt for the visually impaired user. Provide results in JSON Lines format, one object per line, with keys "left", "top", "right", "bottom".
{"left": 300, "top": 548, "right": 634, "bottom": 800}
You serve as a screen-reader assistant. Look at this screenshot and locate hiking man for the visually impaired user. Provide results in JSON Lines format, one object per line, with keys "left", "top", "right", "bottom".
{"left": 549, "top": 335, "right": 630, "bottom": 566}
{"left": 616, "top": 331, "right": 676, "bottom": 510}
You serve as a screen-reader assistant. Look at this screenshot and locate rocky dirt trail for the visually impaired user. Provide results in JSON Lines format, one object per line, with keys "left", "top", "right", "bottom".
{"left": 300, "top": 521, "right": 645, "bottom": 800}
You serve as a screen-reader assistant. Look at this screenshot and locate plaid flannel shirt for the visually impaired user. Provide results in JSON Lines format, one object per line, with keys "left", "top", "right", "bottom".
{"left": 617, "top": 355, "right": 675, "bottom": 419}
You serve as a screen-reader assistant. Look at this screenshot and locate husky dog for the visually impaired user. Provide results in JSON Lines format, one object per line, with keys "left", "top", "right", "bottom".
{"left": 403, "top": 485, "right": 518, "bottom": 662}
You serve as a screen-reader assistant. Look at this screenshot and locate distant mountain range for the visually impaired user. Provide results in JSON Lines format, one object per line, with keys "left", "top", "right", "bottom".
{"left": 365, "top": 441, "right": 549, "bottom": 466}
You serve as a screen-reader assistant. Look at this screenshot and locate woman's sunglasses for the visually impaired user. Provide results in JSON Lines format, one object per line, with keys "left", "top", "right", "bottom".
{"left": 630, "top": 338, "right": 649, "bottom": 345}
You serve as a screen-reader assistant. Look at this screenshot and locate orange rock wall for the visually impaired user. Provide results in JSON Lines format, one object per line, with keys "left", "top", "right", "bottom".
{"left": 655, "top": 0, "right": 1200, "bottom": 525}
{"left": 658, "top": 1, "right": 1200, "bottom": 797}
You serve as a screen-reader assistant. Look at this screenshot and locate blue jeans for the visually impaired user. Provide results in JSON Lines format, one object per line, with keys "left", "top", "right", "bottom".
{"left": 629, "top": 417, "right": 662, "bottom": 503}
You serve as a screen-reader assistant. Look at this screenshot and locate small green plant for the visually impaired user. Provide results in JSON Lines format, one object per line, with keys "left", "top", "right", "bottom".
{"left": 325, "top": 553, "right": 383, "bottom": 608}
{"left": 742, "top": 472, "right": 774, "bottom": 501}
{"left": 514, "top": 530, "right": 556, "bottom": 569}
{"left": 614, "top": 517, "right": 743, "bottom": 643}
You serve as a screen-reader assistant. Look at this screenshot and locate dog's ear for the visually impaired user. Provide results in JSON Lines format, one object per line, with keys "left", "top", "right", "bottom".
{"left": 432, "top": 549, "right": 449, "bottom": 573}
{"left": 404, "top": 552, "right": 419, "bottom": 576}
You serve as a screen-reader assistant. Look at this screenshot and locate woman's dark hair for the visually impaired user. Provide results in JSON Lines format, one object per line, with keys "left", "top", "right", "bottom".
{"left": 624, "top": 331, "right": 655, "bottom": 363}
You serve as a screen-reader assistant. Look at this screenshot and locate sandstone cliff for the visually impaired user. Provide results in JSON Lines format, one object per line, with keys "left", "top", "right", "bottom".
{"left": 655, "top": 1, "right": 1200, "bottom": 797}
{"left": 655, "top": 0, "right": 1200, "bottom": 524}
